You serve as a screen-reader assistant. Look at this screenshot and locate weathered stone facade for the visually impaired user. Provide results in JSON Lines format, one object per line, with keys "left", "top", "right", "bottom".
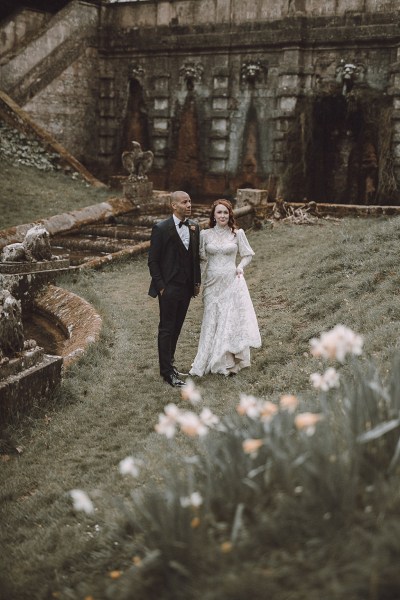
{"left": 1, "top": 0, "right": 399, "bottom": 203}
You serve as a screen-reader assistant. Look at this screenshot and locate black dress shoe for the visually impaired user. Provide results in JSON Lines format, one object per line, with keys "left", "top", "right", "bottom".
{"left": 163, "top": 373, "right": 185, "bottom": 388}
{"left": 173, "top": 367, "right": 189, "bottom": 377}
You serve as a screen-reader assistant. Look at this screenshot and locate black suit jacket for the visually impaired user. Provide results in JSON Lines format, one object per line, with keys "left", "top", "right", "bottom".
{"left": 148, "top": 216, "right": 201, "bottom": 298}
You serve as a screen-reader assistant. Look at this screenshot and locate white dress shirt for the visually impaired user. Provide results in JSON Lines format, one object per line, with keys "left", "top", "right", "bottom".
{"left": 173, "top": 214, "right": 190, "bottom": 250}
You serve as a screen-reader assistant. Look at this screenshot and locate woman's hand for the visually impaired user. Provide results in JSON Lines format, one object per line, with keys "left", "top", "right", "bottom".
{"left": 236, "top": 266, "right": 244, "bottom": 278}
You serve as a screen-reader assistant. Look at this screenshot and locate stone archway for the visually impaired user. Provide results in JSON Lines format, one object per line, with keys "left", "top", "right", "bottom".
{"left": 119, "top": 78, "right": 150, "bottom": 168}
{"left": 168, "top": 92, "right": 203, "bottom": 197}
{"left": 239, "top": 103, "right": 261, "bottom": 188}
{"left": 283, "top": 90, "right": 390, "bottom": 204}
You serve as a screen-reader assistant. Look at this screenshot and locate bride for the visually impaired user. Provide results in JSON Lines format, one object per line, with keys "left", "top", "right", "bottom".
{"left": 189, "top": 199, "right": 261, "bottom": 376}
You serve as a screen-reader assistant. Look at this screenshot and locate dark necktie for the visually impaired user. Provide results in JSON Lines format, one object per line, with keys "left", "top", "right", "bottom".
{"left": 179, "top": 219, "right": 189, "bottom": 228}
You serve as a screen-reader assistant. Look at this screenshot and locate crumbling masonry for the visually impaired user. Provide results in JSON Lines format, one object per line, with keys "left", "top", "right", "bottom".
{"left": 1, "top": 0, "right": 399, "bottom": 203}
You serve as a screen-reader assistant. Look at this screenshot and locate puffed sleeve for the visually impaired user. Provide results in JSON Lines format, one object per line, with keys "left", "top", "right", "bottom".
{"left": 199, "top": 229, "right": 207, "bottom": 261}
{"left": 237, "top": 228, "right": 254, "bottom": 257}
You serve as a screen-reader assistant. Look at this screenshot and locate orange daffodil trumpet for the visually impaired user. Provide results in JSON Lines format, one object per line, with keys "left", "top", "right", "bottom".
{"left": 279, "top": 394, "right": 299, "bottom": 413}
{"left": 294, "top": 412, "right": 324, "bottom": 436}
{"left": 237, "top": 393, "right": 278, "bottom": 422}
{"left": 242, "top": 438, "right": 264, "bottom": 456}
{"left": 155, "top": 403, "right": 219, "bottom": 439}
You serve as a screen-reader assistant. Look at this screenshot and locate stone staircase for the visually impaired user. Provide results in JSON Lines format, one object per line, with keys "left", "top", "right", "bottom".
{"left": 0, "top": 1, "right": 99, "bottom": 104}
{"left": 0, "top": 7, "right": 52, "bottom": 62}
{"left": 50, "top": 203, "right": 212, "bottom": 267}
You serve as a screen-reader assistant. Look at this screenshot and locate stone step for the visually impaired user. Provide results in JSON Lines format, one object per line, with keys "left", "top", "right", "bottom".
{"left": 51, "top": 236, "right": 137, "bottom": 254}
{"left": 67, "top": 224, "right": 152, "bottom": 240}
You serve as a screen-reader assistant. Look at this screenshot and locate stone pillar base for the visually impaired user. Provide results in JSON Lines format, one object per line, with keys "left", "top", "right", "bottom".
{"left": 236, "top": 188, "right": 269, "bottom": 208}
{"left": 122, "top": 179, "right": 153, "bottom": 204}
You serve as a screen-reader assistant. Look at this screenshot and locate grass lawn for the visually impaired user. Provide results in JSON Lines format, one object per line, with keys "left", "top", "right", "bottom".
{"left": 1, "top": 161, "right": 400, "bottom": 599}
{"left": 0, "top": 160, "right": 112, "bottom": 229}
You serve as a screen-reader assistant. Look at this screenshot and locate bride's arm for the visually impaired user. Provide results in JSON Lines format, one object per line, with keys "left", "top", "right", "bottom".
{"left": 236, "top": 229, "right": 255, "bottom": 276}
{"left": 200, "top": 230, "right": 208, "bottom": 278}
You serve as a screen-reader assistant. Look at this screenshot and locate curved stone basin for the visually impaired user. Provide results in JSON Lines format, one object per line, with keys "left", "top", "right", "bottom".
{"left": 23, "top": 312, "right": 66, "bottom": 356}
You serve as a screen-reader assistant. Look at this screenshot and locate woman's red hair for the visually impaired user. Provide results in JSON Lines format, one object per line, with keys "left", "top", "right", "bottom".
{"left": 208, "top": 199, "right": 237, "bottom": 233}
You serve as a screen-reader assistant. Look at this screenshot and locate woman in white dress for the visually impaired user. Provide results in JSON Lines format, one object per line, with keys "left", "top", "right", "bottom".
{"left": 189, "top": 199, "right": 261, "bottom": 376}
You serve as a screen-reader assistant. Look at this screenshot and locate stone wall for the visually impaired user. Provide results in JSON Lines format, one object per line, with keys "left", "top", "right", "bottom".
{"left": 0, "top": 8, "right": 50, "bottom": 59}
{"left": 103, "top": 0, "right": 399, "bottom": 29}
{"left": 2, "top": 0, "right": 398, "bottom": 203}
{"left": 23, "top": 46, "right": 101, "bottom": 166}
{"left": 96, "top": 6, "right": 400, "bottom": 202}
{"left": 0, "top": 1, "right": 99, "bottom": 93}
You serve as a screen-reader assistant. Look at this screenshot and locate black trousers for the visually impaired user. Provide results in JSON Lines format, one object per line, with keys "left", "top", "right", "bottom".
{"left": 158, "top": 282, "right": 192, "bottom": 378}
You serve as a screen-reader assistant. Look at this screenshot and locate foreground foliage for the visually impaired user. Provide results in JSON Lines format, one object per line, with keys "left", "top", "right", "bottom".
{"left": 73, "top": 327, "right": 400, "bottom": 600}
{"left": 1, "top": 193, "right": 400, "bottom": 598}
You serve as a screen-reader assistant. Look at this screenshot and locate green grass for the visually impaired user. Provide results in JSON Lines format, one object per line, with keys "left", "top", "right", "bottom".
{"left": 1, "top": 162, "right": 400, "bottom": 598}
{"left": 0, "top": 159, "right": 112, "bottom": 229}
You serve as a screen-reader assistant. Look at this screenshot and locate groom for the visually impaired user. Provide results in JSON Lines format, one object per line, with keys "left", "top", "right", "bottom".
{"left": 148, "top": 191, "right": 201, "bottom": 387}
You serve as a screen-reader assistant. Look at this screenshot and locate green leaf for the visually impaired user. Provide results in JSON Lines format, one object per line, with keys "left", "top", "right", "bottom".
{"left": 357, "top": 419, "right": 400, "bottom": 443}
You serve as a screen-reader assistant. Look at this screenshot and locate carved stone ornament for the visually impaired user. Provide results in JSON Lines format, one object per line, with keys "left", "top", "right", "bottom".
{"left": 241, "top": 60, "right": 265, "bottom": 85}
{"left": 1, "top": 225, "right": 54, "bottom": 263}
{"left": 131, "top": 63, "right": 146, "bottom": 82}
{"left": 0, "top": 289, "right": 25, "bottom": 358}
{"left": 179, "top": 62, "right": 204, "bottom": 89}
{"left": 335, "top": 59, "right": 366, "bottom": 95}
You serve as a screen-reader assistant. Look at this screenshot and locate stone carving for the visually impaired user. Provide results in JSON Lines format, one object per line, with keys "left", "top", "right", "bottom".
{"left": 0, "top": 289, "right": 25, "bottom": 359}
{"left": 1, "top": 244, "right": 26, "bottom": 262}
{"left": 131, "top": 63, "right": 145, "bottom": 83}
{"left": 336, "top": 60, "right": 366, "bottom": 95}
{"left": 1, "top": 225, "right": 53, "bottom": 263}
{"left": 241, "top": 60, "right": 265, "bottom": 86}
{"left": 24, "top": 225, "right": 53, "bottom": 261}
{"left": 179, "top": 62, "right": 204, "bottom": 90}
{"left": 122, "top": 141, "right": 154, "bottom": 181}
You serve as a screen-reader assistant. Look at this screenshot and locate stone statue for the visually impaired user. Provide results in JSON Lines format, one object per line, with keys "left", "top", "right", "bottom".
{"left": 122, "top": 141, "right": 154, "bottom": 181}
{"left": 1, "top": 243, "right": 26, "bottom": 262}
{"left": 0, "top": 289, "right": 25, "bottom": 359}
{"left": 1, "top": 225, "right": 53, "bottom": 262}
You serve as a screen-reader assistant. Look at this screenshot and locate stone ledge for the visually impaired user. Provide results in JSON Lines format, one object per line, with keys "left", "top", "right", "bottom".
{"left": 0, "top": 258, "right": 70, "bottom": 274}
{"left": 33, "top": 284, "right": 102, "bottom": 369}
{"left": 0, "top": 354, "right": 62, "bottom": 421}
{"left": 0, "top": 346, "right": 44, "bottom": 381}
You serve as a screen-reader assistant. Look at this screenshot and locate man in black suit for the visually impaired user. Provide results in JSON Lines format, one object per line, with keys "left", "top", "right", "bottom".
{"left": 148, "top": 191, "right": 201, "bottom": 387}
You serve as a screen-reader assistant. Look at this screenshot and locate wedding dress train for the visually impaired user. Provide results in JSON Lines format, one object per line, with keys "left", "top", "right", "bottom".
{"left": 189, "top": 226, "right": 261, "bottom": 376}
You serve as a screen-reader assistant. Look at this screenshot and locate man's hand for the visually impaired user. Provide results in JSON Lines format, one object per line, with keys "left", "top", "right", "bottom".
{"left": 160, "top": 288, "right": 165, "bottom": 296}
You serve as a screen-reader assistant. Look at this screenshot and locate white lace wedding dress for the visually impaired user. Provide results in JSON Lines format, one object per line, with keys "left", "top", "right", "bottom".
{"left": 189, "top": 226, "right": 261, "bottom": 376}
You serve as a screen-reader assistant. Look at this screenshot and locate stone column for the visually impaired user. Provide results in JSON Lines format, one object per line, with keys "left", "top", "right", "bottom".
{"left": 272, "top": 47, "right": 303, "bottom": 197}
{"left": 209, "top": 69, "right": 230, "bottom": 174}
{"left": 389, "top": 46, "right": 400, "bottom": 192}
